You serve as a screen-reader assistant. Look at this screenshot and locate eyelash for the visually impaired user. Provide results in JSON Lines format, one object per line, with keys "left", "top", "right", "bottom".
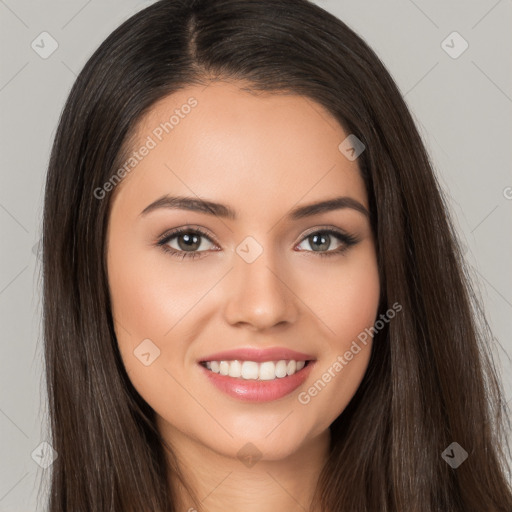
{"left": 156, "top": 226, "right": 359, "bottom": 260}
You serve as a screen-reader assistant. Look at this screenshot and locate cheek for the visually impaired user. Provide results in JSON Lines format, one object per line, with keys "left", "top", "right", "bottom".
{"left": 108, "top": 242, "right": 208, "bottom": 344}
{"left": 107, "top": 248, "right": 194, "bottom": 420}
{"left": 293, "top": 247, "right": 380, "bottom": 426}
{"left": 109, "top": 262, "right": 171, "bottom": 343}
{"left": 107, "top": 241, "right": 184, "bottom": 377}
{"left": 329, "top": 265, "right": 380, "bottom": 342}
{"left": 298, "top": 245, "right": 380, "bottom": 343}
{"left": 107, "top": 239, "right": 224, "bottom": 402}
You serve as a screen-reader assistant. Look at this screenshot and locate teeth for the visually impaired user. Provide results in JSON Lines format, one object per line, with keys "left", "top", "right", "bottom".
{"left": 242, "top": 361, "right": 259, "bottom": 379}
{"left": 258, "top": 361, "right": 275, "bottom": 380}
{"left": 275, "top": 360, "right": 288, "bottom": 378}
{"left": 287, "top": 360, "right": 297, "bottom": 375}
{"left": 203, "top": 359, "right": 307, "bottom": 380}
{"left": 229, "top": 360, "right": 242, "bottom": 378}
{"left": 219, "top": 361, "right": 230, "bottom": 376}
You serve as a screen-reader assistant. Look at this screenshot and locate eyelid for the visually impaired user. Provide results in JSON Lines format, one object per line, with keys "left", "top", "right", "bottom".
{"left": 156, "top": 225, "right": 219, "bottom": 246}
{"left": 296, "top": 224, "right": 353, "bottom": 242}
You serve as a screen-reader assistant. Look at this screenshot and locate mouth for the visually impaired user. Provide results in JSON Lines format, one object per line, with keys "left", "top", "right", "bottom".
{"left": 198, "top": 358, "right": 316, "bottom": 402}
{"left": 199, "top": 359, "right": 314, "bottom": 381}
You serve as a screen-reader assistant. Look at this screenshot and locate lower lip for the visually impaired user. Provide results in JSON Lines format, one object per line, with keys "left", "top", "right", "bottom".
{"left": 198, "top": 361, "right": 316, "bottom": 402}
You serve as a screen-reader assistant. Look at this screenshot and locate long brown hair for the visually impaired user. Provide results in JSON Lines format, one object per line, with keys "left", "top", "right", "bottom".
{"left": 41, "top": 0, "right": 512, "bottom": 510}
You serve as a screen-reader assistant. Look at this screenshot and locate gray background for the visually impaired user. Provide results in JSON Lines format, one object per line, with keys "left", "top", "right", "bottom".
{"left": 1, "top": 0, "right": 511, "bottom": 510}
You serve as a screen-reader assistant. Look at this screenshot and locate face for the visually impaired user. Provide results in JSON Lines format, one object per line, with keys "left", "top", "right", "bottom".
{"left": 106, "top": 81, "right": 380, "bottom": 462}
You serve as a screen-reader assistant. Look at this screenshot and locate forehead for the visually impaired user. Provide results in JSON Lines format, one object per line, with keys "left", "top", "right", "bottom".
{"left": 110, "top": 81, "right": 368, "bottom": 221}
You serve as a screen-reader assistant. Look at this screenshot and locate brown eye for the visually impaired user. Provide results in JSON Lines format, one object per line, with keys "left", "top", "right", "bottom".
{"left": 157, "top": 227, "right": 217, "bottom": 260}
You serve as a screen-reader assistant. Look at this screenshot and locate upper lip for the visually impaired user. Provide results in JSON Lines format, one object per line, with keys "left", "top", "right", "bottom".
{"left": 198, "top": 347, "right": 315, "bottom": 363}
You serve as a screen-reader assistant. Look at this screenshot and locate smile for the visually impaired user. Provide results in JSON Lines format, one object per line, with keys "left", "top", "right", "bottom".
{"left": 200, "top": 359, "right": 309, "bottom": 380}
{"left": 198, "top": 359, "right": 315, "bottom": 402}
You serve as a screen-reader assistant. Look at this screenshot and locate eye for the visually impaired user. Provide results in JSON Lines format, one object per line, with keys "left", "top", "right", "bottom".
{"left": 156, "top": 226, "right": 359, "bottom": 261}
{"left": 295, "top": 228, "right": 359, "bottom": 257}
{"left": 157, "top": 226, "right": 218, "bottom": 260}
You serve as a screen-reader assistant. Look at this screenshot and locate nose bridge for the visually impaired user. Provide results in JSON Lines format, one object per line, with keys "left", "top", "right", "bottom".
{"left": 223, "top": 235, "right": 298, "bottom": 329}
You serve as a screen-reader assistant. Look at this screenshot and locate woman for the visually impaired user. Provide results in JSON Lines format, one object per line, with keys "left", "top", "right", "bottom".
{"left": 41, "top": 0, "right": 512, "bottom": 510}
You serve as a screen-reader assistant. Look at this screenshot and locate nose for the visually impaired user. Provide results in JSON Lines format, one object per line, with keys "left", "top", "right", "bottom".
{"left": 222, "top": 246, "right": 299, "bottom": 331}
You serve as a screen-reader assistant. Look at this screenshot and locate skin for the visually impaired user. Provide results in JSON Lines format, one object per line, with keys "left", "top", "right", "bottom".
{"left": 106, "top": 81, "right": 380, "bottom": 512}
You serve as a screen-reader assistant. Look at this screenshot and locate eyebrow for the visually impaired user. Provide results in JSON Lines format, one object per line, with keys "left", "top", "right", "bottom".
{"left": 139, "top": 195, "right": 369, "bottom": 220}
